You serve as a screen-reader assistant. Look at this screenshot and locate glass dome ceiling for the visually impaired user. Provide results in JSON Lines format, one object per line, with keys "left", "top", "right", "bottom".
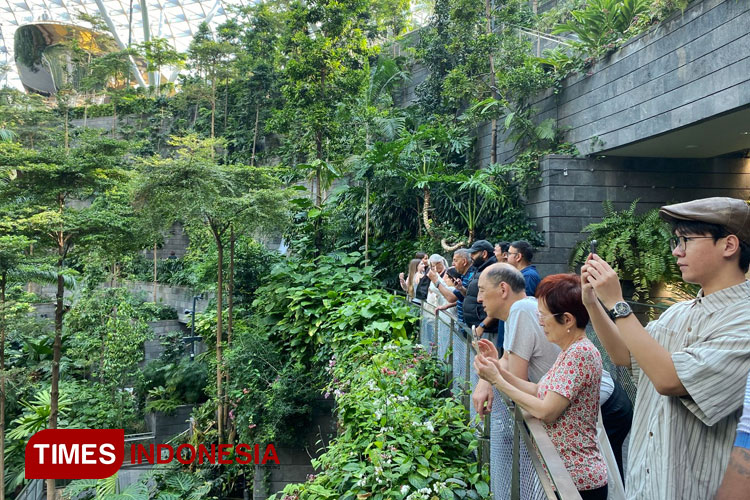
{"left": 0, "top": 0, "right": 249, "bottom": 89}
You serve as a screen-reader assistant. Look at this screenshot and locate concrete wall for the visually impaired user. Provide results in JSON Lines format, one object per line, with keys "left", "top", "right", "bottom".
{"left": 253, "top": 400, "right": 336, "bottom": 500}
{"left": 146, "top": 404, "right": 194, "bottom": 444}
{"left": 142, "top": 222, "right": 191, "bottom": 260}
{"left": 527, "top": 155, "right": 750, "bottom": 275}
{"left": 142, "top": 319, "right": 203, "bottom": 362}
{"left": 520, "top": 0, "right": 750, "bottom": 158}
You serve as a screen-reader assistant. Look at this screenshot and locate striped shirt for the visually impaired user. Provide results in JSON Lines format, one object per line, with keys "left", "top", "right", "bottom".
{"left": 736, "top": 371, "right": 750, "bottom": 449}
{"left": 626, "top": 280, "right": 750, "bottom": 500}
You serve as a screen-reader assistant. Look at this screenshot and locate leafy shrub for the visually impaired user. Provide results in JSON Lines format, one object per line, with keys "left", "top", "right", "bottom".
{"left": 64, "top": 380, "right": 142, "bottom": 432}
{"left": 274, "top": 339, "right": 489, "bottom": 500}
{"left": 553, "top": 0, "right": 651, "bottom": 55}
{"left": 64, "top": 467, "right": 215, "bottom": 500}
{"left": 569, "top": 199, "right": 679, "bottom": 299}
{"left": 138, "top": 354, "right": 210, "bottom": 408}
{"left": 226, "top": 322, "right": 322, "bottom": 446}
{"left": 252, "top": 252, "right": 418, "bottom": 370}
{"left": 65, "top": 287, "right": 155, "bottom": 384}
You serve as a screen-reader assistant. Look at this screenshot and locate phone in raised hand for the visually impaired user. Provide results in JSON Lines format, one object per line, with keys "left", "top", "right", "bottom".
{"left": 471, "top": 325, "right": 479, "bottom": 352}
{"left": 589, "top": 239, "right": 598, "bottom": 256}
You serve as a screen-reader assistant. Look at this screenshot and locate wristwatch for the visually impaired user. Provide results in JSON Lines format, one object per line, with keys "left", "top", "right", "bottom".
{"left": 607, "top": 301, "right": 633, "bottom": 321}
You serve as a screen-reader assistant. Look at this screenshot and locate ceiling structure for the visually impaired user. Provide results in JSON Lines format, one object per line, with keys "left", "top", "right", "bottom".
{"left": 0, "top": 0, "right": 250, "bottom": 89}
{"left": 601, "top": 105, "right": 750, "bottom": 159}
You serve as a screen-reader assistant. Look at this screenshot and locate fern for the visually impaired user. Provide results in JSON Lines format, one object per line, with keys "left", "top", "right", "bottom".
{"left": 570, "top": 200, "right": 680, "bottom": 300}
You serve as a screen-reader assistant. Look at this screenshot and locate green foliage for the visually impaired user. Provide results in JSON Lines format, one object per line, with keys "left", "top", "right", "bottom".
{"left": 569, "top": 200, "right": 680, "bottom": 300}
{"left": 553, "top": 0, "right": 650, "bottom": 52}
{"left": 273, "top": 339, "right": 489, "bottom": 500}
{"left": 64, "top": 287, "right": 156, "bottom": 384}
{"left": 63, "top": 380, "right": 142, "bottom": 431}
{"left": 226, "top": 322, "right": 322, "bottom": 446}
{"left": 144, "top": 386, "right": 182, "bottom": 414}
{"left": 138, "top": 353, "right": 210, "bottom": 409}
{"left": 6, "top": 388, "right": 71, "bottom": 440}
{"left": 252, "top": 253, "right": 417, "bottom": 369}
{"left": 64, "top": 466, "right": 214, "bottom": 499}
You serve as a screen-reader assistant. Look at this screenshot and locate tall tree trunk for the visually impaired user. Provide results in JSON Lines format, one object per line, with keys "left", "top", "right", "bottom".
{"left": 47, "top": 197, "right": 67, "bottom": 500}
{"left": 422, "top": 187, "right": 438, "bottom": 239}
{"left": 112, "top": 103, "right": 118, "bottom": 138}
{"left": 1, "top": 272, "right": 7, "bottom": 500}
{"left": 47, "top": 252, "right": 64, "bottom": 500}
{"left": 27, "top": 243, "right": 33, "bottom": 293}
{"left": 211, "top": 74, "right": 216, "bottom": 141}
{"left": 250, "top": 103, "right": 260, "bottom": 167}
{"left": 223, "top": 78, "right": 229, "bottom": 133}
{"left": 213, "top": 229, "right": 225, "bottom": 444}
{"left": 225, "top": 226, "right": 235, "bottom": 442}
{"left": 486, "top": 0, "right": 499, "bottom": 164}
{"left": 153, "top": 243, "right": 158, "bottom": 302}
{"left": 64, "top": 109, "right": 69, "bottom": 151}
{"left": 364, "top": 180, "right": 369, "bottom": 264}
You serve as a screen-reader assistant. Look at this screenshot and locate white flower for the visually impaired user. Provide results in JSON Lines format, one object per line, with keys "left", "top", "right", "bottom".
{"left": 400, "top": 485, "right": 409, "bottom": 495}
{"left": 425, "top": 421, "right": 435, "bottom": 432}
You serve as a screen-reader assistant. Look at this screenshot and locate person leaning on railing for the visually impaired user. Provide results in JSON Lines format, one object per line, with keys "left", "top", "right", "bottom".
{"left": 474, "top": 273, "right": 609, "bottom": 500}
{"left": 581, "top": 197, "right": 750, "bottom": 500}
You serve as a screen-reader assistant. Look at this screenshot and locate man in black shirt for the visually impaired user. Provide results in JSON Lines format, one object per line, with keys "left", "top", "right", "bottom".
{"left": 462, "top": 240, "right": 499, "bottom": 338}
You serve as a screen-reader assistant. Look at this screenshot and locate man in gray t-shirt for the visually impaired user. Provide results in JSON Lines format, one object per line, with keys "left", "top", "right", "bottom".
{"left": 503, "top": 296, "right": 560, "bottom": 383}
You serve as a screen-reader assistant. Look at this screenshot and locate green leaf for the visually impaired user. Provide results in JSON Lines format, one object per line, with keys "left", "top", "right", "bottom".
{"left": 475, "top": 481, "right": 489, "bottom": 498}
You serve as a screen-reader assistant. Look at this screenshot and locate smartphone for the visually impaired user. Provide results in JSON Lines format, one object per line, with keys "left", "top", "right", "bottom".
{"left": 590, "top": 239, "right": 598, "bottom": 255}
{"left": 471, "top": 325, "right": 479, "bottom": 352}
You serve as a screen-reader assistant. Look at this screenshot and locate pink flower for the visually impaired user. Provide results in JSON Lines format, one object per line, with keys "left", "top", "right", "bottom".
{"left": 242, "top": 388, "right": 249, "bottom": 394}
{"left": 248, "top": 424, "right": 257, "bottom": 430}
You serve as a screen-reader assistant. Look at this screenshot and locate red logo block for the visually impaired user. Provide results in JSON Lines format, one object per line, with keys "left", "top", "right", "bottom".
{"left": 25, "top": 429, "right": 124, "bottom": 479}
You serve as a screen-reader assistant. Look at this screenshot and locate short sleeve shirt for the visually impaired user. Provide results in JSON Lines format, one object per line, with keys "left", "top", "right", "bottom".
{"left": 503, "top": 297, "right": 560, "bottom": 383}
{"left": 736, "top": 371, "right": 750, "bottom": 449}
{"left": 537, "top": 337, "right": 607, "bottom": 491}
{"left": 626, "top": 280, "right": 750, "bottom": 500}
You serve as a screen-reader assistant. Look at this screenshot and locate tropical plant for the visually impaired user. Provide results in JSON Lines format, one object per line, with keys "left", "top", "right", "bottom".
{"left": 553, "top": 0, "right": 650, "bottom": 55}
{"left": 273, "top": 339, "right": 489, "bottom": 500}
{"left": 569, "top": 199, "right": 679, "bottom": 300}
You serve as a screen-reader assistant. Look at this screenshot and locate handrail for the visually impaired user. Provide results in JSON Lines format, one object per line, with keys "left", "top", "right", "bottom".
{"left": 410, "top": 297, "right": 583, "bottom": 500}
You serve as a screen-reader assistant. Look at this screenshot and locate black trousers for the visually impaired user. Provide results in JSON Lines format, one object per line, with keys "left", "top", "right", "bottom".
{"left": 601, "top": 380, "right": 634, "bottom": 481}
{"left": 580, "top": 484, "right": 608, "bottom": 500}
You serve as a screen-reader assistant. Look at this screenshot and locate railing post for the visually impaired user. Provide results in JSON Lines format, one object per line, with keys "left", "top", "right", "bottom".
{"left": 449, "top": 316, "right": 454, "bottom": 363}
{"left": 512, "top": 404, "right": 521, "bottom": 500}
{"left": 463, "top": 330, "right": 471, "bottom": 412}
{"left": 481, "top": 412, "right": 491, "bottom": 472}
{"left": 433, "top": 307, "right": 439, "bottom": 355}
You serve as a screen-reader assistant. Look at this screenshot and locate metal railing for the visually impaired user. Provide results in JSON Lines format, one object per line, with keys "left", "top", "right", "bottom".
{"left": 410, "top": 297, "right": 583, "bottom": 500}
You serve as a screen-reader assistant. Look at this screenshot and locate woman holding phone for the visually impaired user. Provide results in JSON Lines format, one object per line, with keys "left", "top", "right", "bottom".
{"left": 475, "top": 273, "right": 608, "bottom": 500}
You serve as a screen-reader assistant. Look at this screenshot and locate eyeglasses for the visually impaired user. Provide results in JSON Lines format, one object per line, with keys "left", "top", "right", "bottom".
{"left": 507, "top": 252, "right": 520, "bottom": 257}
{"left": 537, "top": 311, "right": 563, "bottom": 322}
{"left": 669, "top": 235, "right": 715, "bottom": 252}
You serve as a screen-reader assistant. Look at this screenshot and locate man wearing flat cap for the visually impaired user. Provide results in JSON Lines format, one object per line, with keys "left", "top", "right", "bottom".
{"left": 581, "top": 197, "right": 750, "bottom": 500}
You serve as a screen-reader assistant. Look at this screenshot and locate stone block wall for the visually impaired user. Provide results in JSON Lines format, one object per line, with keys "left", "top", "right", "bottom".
{"left": 253, "top": 400, "right": 337, "bottom": 500}
{"left": 146, "top": 405, "right": 194, "bottom": 444}
{"left": 513, "top": 0, "right": 750, "bottom": 159}
{"left": 527, "top": 155, "right": 750, "bottom": 275}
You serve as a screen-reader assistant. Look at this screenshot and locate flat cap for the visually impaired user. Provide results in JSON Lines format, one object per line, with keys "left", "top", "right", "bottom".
{"left": 659, "top": 197, "right": 750, "bottom": 244}
{"left": 467, "top": 239, "right": 494, "bottom": 254}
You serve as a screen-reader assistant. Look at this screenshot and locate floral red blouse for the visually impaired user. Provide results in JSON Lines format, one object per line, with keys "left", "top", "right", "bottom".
{"left": 537, "top": 337, "right": 608, "bottom": 491}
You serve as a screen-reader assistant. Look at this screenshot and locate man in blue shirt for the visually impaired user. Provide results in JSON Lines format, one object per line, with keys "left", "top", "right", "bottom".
{"left": 507, "top": 240, "right": 540, "bottom": 296}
